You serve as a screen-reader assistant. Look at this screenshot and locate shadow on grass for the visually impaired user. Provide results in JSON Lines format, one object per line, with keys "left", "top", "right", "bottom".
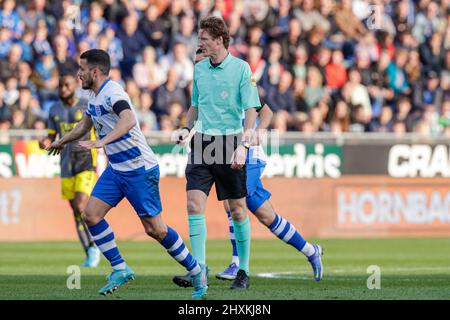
{"left": 1, "top": 274, "right": 450, "bottom": 300}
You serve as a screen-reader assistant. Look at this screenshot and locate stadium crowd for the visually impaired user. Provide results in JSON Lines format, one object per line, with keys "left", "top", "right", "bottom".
{"left": 0, "top": 0, "right": 449, "bottom": 135}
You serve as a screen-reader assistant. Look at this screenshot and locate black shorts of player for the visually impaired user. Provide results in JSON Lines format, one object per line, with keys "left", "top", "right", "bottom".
{"left": 70, "top": 151, "right": 96, "bottom": 175}
{"left": 185, "top": 132, "right": 247, "bottom": 201}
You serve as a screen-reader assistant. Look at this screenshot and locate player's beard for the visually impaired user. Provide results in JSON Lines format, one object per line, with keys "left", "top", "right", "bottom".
{"left": 81, "top": 75, "right": 94, "bottom": 90}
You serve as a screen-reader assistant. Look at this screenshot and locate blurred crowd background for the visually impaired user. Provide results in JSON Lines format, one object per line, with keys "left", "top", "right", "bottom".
{"left": 0, "top": 0, "right": 449, "bottom": 136}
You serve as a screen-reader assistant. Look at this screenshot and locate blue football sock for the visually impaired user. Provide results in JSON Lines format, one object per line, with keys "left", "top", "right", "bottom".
{"left": 88, "top": 219, "right": 126, "bottom": 270}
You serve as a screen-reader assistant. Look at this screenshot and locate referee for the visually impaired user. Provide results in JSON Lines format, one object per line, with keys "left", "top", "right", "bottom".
{"left": 174, "top": 16, "right": 260, "bottom": 290}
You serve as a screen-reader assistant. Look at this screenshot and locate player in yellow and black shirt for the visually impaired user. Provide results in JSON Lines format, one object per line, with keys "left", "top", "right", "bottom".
{"left": 39, "top": 73, "right": 100, "bottom": 267}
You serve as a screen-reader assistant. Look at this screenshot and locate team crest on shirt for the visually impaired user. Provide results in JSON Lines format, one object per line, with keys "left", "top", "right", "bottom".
{"left": 74, "top": 110, "right": 83, "bottom": 121}
{"left": 220, "top": 90, "right": 229, "bottom": 99}
{"left": 105, "top": 96, "right": 112, "bottom": 108}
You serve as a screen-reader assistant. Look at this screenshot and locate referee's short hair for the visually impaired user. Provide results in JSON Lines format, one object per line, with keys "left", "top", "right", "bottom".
{"left": 80, "top": 49, "right": 111, "bottom": 75}
{"left": 199, "top": 16, "right": 230, "bottom": 49}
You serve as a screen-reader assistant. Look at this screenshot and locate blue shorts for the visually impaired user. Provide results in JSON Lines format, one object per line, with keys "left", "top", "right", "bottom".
{"left": 246, "top": 160, "right": 271, "bottom": 212}
{"left": 91, "top": 165, "right": 162, "bottom": 218}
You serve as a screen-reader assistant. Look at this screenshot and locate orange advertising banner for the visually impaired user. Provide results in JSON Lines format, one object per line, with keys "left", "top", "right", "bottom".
{"left": 1, "top": 176, "right": 450, "bottom": 240}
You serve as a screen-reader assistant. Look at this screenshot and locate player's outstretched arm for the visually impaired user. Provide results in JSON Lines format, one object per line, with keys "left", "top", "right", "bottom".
{"left": 256, "top": 104, "right": 273, "bottom": 131}
{"left": 252, "top": 103, "right": 273, "bottom": 146}
{"left": 46, "top": 116, "right": 93, "bottom": 155}
{"left": 79, "top": 109, "right": 136, "bottom": 150}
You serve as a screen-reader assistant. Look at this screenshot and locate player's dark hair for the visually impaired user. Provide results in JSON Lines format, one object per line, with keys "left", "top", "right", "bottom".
{"left": 199, "top": 16, "right": 230, "bottom": 49}
{"left": 80, "top": 49, "right": 111, "bottom": 75}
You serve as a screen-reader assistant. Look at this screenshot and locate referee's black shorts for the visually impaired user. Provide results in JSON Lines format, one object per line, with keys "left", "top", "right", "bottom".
{"left": 185, "top": 132, "right": 247, "bottom": 201}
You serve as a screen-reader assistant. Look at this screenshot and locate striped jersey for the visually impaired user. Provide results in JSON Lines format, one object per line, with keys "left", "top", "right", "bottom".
{"left": 85, "top": 79, "right": 158, "bottom": 172}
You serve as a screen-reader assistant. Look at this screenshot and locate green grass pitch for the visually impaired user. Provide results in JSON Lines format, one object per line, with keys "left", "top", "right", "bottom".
{"left": 1, "top": 238, "right": 450, "bottom": 300}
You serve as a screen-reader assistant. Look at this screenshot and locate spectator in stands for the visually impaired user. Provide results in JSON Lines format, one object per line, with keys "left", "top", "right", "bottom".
{"left": 293, "top": 0, "right": 330, "bottom": 33}
{"left": 54, "top": 18, "right": 77, "bottom": 57}
{"left": 31, "top": 51, "right": 59, "bottom": 112}
{"left": 33, "top": 20, "right": 52, "bottom": 57}
{"left": 304, "top": 66, "right": 327, "bottom": 111}
{"left": 331, "top": 100, "right": 351, "bottom": 132}
{"left": 394, "top": 96, "right": 417, "bottom": 131}
{"left": 419, "top": 31, "right": 445, "bottom": 74}
{"left": 152, "top": 67, "right": 187, "bottom": 119}
{"left": 17, "top": 28, "right": 34, "bottom": 62}
{"left": 117, "top": 13, "right": 148, "bottom": 79}
{"left": 292, "top": 77, "right": 309, "bottom": 114}
{"left": 166, "top": 101, "right": 184, "bottom": 129}
{"left": 0, "top": 43, "right": 21, "bottom": 82}
{"left": 334, "top": 0, "right": 366, "bottom": 41}
{"left": 305, "top": 25, "right": 327, "bottom": 63}
{"left": 247, "top": 45, "right": 265, "bottom": 84}
{"left": 102, "top": 26, "right": 124, "bottom": 69}
{"left": 412, "top": 0, "right": 442, "bottom": 44}
{"left": 348, "top": 104, "right": 369, "bottom": 132}
{"left": 3, "top": 77, "right": 18, "bottom": 107}
{"left": 83, "top": 1, "right": 108, "bottom": 34}
{"left": 133, "top": 46, "right": 164, "bottom": 92}
{"left": 266, "top": 0, "right": 291, "bottom": 40}
{"left": 246, "top": 24, "right": 267, "bottom": 47}
{"left": 266, "top": 70, "right": 296, "bottom": 133}
{"left": 393, "top": 0, "right": 416, "bottom": 36}
{"left": 414, "top": 70, "right": 444, "bottom": 110}
{"left": 316, "top": 46, "right": 331, "bottom": 83}
{"left": 0, "top": 27, "right": 12, "bottom": 59}
{"left": 405, "top": 50, "right": 422, "bottom": 84}
{"left": 392, "top": 119, "right": 407, "bottom": 135}
{"left": 17, "top": 0, "right": 47, "bottom": 32}
{"left": 109, "top": 67, "right": 125, "bottom": 88}
{"left": 292, "top": 45, "right": 309, "bottom": 81}
{"left": 309, "top": 105, "right": 330, "bottom": 132}
{"left": 125, "top": 79, "right": 141, "bottom": 109}
{"left": 17, "top": 61, "right": 37, "bottom": 95}
{"left": 386, "top": 49, "right": 411, "bottom": 97}
{"left": 10, "top": 109, "right": 25, "bottom": 129}
{"left": 53, "top": 34, "right": 78, "bottom": 75}
{"left": 260, "top": 41, "right": 284, "bottom": 93}
{"left": 342, "top": 68, "right": 372, "bottom": 120}
{"left": 227, "top": 11, "right": 247, "bottom": 59}
{"left": 326, "top": 49, "right": 347, "bottom": 91}
{"left": 369, "top": 105, "right": 394, "bottom": 132}
{"left": 139, "top": 4, "right": 168, "bottom": 57}
{"left": 280, "top": 18, "right": 304, "bottom": 65}
{"left": 159, "top": 114, "right": 175, "bottom": 133}
{"left": 171, "top": 14, "right": 198, "bottom": 60}
{"left": 136, "top": 90, "right": 157, "bottom": 134}
{"left": 0, "top": 0, "right": 23, "bottom": 39}
{"left": 0, "top": 82, "right": 11, "bottom": 121}
{"left": 159, "top": 42, "right": 193, "bottom": 89}
{"left": 79, "top": 20, "right": 100, "bottom": 50}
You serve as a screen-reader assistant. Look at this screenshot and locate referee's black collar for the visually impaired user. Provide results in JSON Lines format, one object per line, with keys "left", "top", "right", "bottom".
{"left": 208, "top": 52, "right": 231, "bottom": 69}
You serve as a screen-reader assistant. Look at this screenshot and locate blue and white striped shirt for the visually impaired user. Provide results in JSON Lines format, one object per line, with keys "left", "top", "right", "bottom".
{"left": 86, "top": 79, "right": 158, "bottom": 172}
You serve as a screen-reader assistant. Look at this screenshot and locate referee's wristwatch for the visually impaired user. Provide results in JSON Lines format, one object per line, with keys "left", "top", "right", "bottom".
{"left": 241, "top": 141, "right": 251, "bottom": 150}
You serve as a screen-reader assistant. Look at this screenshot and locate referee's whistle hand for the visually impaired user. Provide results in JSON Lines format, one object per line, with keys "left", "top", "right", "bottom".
{"left": 171, "top": 128, "right": 190, "bottom": 144}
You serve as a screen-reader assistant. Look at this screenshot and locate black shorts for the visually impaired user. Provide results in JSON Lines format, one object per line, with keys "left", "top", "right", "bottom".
{"left": 185, "top": 133, "right": 247, "bottom": 201}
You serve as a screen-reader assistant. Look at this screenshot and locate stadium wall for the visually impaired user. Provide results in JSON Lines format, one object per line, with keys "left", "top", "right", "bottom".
{"left": 2, "top": 176, "right": 450, "bottom": 241}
